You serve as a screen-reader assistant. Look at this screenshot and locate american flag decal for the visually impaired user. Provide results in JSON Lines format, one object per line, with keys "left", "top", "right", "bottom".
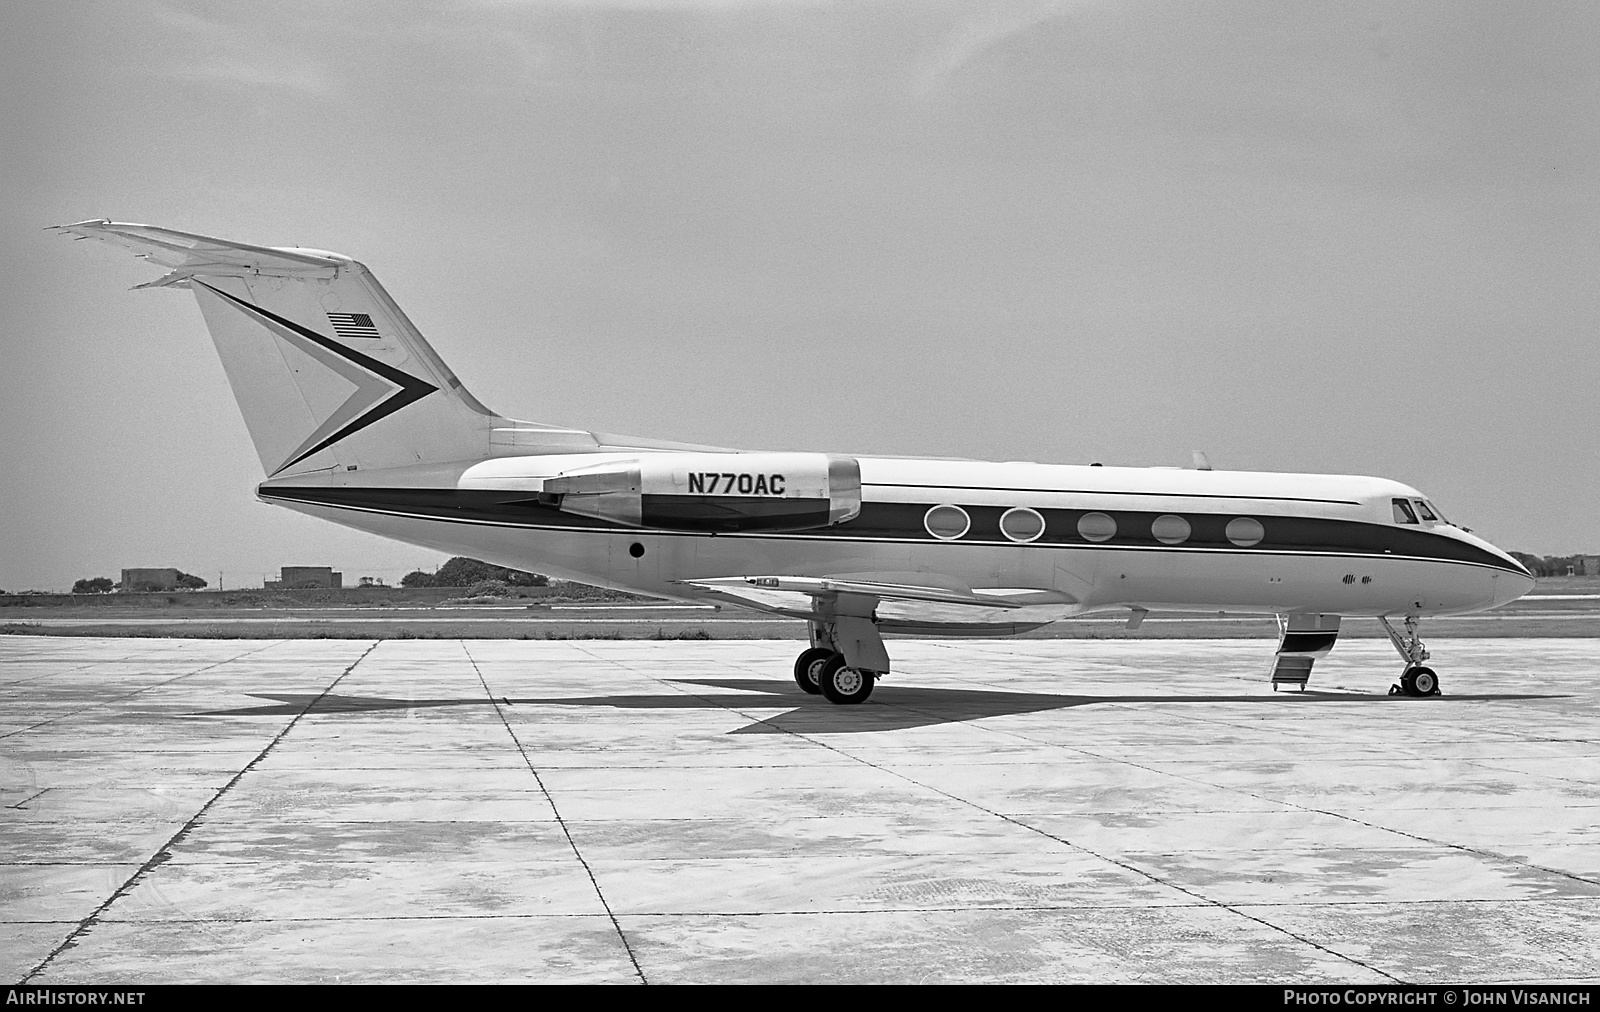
{"left": 327, "top": 312, "right": 381, "bottom": 339}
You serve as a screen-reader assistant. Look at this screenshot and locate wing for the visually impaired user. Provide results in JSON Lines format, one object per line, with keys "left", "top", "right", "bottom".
{"left": 680, "top": 574, "right": 1082, "bottom": 636}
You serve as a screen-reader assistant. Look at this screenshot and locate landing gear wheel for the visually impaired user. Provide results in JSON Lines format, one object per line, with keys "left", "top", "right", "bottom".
{"left": 1412, "top": 666, "right": 1439, "bottom": 696}
{"left": 1399, "top": 665, "right": 1441, "bottom": 697}
{"left": 793, "top": 647, "right": 834, "bottom": 696}
{"left": 818, "top": 653, "right": 875, "bottom": 705}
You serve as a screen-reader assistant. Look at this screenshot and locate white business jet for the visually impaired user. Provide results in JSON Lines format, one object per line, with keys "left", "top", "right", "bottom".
{"left": 53, "top": 220, "right": 1533, "bottom": 704}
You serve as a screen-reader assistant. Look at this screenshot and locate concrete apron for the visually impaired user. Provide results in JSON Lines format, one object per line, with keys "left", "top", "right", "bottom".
{"left": 2, "top": 636, "right": 1597, "bottom": 984}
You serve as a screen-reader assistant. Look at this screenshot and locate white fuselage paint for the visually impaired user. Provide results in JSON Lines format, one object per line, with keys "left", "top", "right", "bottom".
{"left": 263, "top": 454, "right": 1533, "bottom": 622}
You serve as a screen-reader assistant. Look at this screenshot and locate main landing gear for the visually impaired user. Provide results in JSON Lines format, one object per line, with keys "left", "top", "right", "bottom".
{"left": 794, "top": 615, "right": 887, "bottom": 705}
{"left": 1380, "top": 615, "right": 1441, "bottom": 697}
{"left": 793, "top": 647, "right": 831, "bottom": 695}
{"left": 792, "top": 646, "right": 878, "bottom": 704}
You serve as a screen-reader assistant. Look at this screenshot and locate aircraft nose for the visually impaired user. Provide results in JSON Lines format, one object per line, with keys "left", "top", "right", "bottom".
{"left": 1495, "top": 569, "right": 1536, "bottom": 607}
{"left": 1468, "top": 535, "right": 1535, "bottom": 609}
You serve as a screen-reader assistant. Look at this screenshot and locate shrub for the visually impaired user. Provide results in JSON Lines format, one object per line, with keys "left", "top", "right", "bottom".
{"left": 430, "top": 557, "right": 548, "bottom": 588}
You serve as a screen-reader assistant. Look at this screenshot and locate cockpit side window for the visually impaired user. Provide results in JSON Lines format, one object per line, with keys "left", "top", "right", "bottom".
{"left": 1424, "top": 500, "right": 1449, "bottom": 524}
{"left": 1414, "top": 500, "right": 1438, "bottom": 522}
{"left": 1392, "top": 498, "right": 1419, "bottom": 524}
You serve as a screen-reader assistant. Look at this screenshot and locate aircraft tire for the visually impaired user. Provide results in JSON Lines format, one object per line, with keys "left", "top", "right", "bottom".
{"left": 1398, "top": 665, "right": 1441, "bottom": 698}
{"left": 1411, "top": 666, "right": 1440, "bottom": 696}
{"left": 793, "top": 647, "right": 833, "bottom": 695}
{"left": 818, "top": 654, "right": 875, "bottom": 705}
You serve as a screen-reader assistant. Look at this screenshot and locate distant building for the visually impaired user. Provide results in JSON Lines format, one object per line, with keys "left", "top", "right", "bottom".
{"left": 121, "top": 568, "right": 180, "bottom": 592}
{"left": 1580, "top": 556, "right": 1600, "bottom": 577}
{"left": 265, "top": 566, "right": 342, "bottom": 590}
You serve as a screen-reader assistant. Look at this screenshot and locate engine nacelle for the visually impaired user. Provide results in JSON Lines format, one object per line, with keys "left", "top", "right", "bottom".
{"left": 542, "top": 453, "right": 862, "bottom": 532}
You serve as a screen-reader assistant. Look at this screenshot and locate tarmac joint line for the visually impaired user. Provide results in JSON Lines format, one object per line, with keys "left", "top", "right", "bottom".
{"left": 815, "top": 740, "right": 1410, "bottom": 984}
{"left": 979, "top": 710, "right": 1600, "bottom": 894}
{"left": 588, "top": 649, "right": 1409, "bottom": 985}
{"left": 462, "top": 642, "right": 649, "bottom": 986}
{"left": 6, "top": 788, "right": 49, "bottom": 810}
{"left": 0, "top": 640, "right": 283, "bottom": 741}
{"left": 19, "top": 639, "right": 380, "bottom": 983}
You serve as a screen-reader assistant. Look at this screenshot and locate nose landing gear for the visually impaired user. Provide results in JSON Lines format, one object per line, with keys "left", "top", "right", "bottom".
{"left": 1380, "top": 616, "right": 1441, "bottom": 697}
{"left": 1389, "top": 665, "right": 1441, "bottom": 697}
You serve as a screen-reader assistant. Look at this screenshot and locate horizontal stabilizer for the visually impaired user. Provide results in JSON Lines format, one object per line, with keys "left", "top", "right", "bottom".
{"left": 47, "top": 219, "right": 345, "bottom": 282}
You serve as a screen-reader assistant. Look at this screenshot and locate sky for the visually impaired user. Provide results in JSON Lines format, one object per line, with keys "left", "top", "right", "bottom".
{"left": 2, "top": 0, "right": 1598, "bottom": 591}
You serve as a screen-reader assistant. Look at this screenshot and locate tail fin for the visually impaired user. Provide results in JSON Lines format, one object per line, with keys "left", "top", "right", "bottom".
{"left": 50, "top": 219, "right": 599, "bottom": 476}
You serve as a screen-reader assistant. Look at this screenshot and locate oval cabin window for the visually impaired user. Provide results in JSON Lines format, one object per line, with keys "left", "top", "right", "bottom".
{"left": 999, "top": 507, "right": 1046, "bottom": 543}
{"left": 924, "top": 504, "right": 971, "bottom": 540}
{"left": 1077, "top": 511, "right": 1117, "bottom": 543}
{"left": 1225, "top": 517, "right": 1265, "bottom": 547}
{"left": 1151, "top": 514, "right": 1191, "bottom": 545}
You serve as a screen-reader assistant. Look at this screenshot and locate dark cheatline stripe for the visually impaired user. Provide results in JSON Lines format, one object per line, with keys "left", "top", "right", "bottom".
{"left": 256, "top": 485, "right": 1525, "bottom": 575}
{"left": 642, "top": 495, "right": 832, "bottom": 532}
{"left": 839, "top": 502, "right": 1518, "bottom": 572}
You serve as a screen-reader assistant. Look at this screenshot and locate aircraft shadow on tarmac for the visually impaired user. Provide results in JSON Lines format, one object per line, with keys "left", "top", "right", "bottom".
{"left": 195, "top": 680, "right": 1564, "bottom": 735}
